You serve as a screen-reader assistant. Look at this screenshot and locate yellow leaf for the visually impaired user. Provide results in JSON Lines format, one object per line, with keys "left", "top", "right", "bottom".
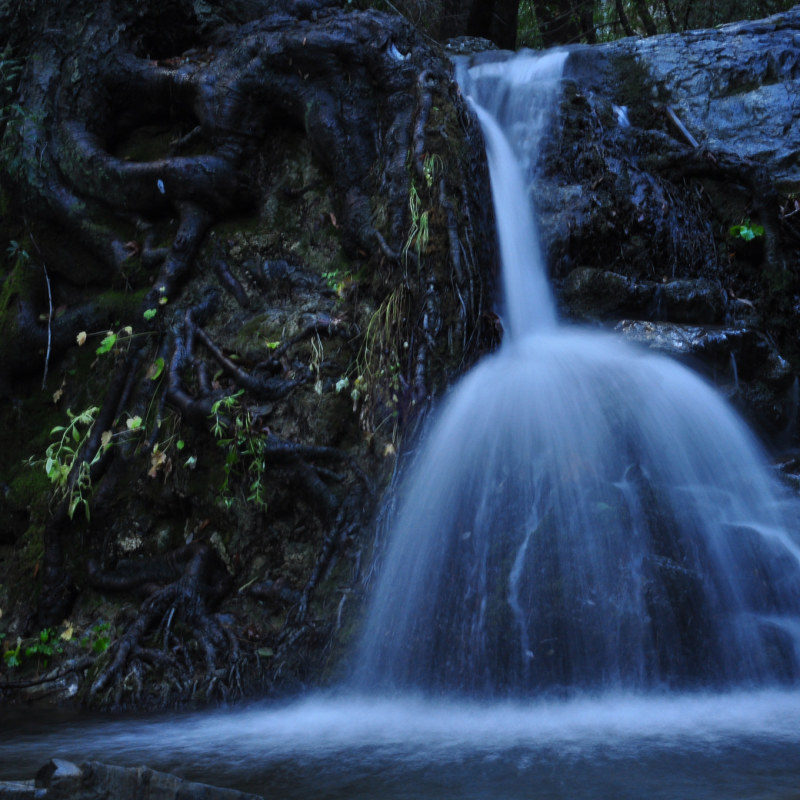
{"left": 76, "top": 331, "right": 87, "bottom": 346}
{"left": 101, "top": 430, "right": 113, "bottom": 447}
{"left": 148, "top": 449, "right": 170, "bottom": 479}
{"left": 60, "top": 624, "right": 74, "bottom": 641}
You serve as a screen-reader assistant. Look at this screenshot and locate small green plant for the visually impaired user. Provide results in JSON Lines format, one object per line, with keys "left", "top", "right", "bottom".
{"left": 80, "top": 622, "right": 111, "bottom": 655}
{"left": 322, "top": 265, "right": 357, "bottom": 296}
{"left": 75, "top": 324, "right": 139, "bottom": 357}
{"left": 2, "top": 628, "right": 64, "bottom": 670}
{"left": 729, "top": 219, "right": 764, "bottom": 241}
{"left": 6, "top": 239, "right": 29, "bottom": 264}
{"left": 29, "top": 405, "right": 108, "bottom": 519}
{"left": 403, "top": 182, "right": 430, "bottom": 266}
{"left": 209, "top": 390, "right": 268, "bottom": 510}
{"left": 422, "top": 153, "right": 443, "bottom": 189}
{"left": 3, "top": 635, "right": 22, "bottom": 668}
{"left": 24, "top": 628, "right": 63, "bottom": 668}
{"left": 311, "top": 333, "right": 324, "bottom": 394}
{"left": 351, "top": 285, "right": 410, "bottom": 437}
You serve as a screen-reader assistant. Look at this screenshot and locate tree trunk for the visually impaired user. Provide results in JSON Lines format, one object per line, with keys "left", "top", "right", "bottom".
{"left": 634, "top": 0, "right": 659, "bottom": 34}
{"left": 615, "top": 0, "right": 636, "bottom": 36}
{"left": 533, "top": 0, "right": 583, "bottom": 46}
{"left": 440, "top": 0, "right": 519, "bottom": 48}
{"left": 579, "top": 1, "right": 597, "bottom": 43}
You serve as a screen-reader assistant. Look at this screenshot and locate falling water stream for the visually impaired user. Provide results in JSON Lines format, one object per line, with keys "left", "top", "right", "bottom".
{"left": 354, "top": 50, "right": 800, "bottom": 695}
{"left": 4, "top": 51, "right": 800, "bottom": 800}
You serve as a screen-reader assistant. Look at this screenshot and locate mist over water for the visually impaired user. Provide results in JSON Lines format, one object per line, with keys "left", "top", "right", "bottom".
{"left": 5, "top": 690, "right": 800, "bottom": 798}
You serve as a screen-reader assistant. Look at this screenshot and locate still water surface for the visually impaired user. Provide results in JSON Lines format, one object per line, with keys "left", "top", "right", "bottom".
{"left": 3, "top": 690, "right": 800, "bottom": 799}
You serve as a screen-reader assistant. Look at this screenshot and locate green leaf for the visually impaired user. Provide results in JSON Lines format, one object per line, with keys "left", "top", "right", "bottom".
{"left": 150, "top": 357, "right": 165, "bottom": 380}
{"left": 92, "top": 636, "right": 110, "bottom": 654}
{"left": 143, "top": 308, "right": 158, "bottom": 321}
{"left": 256, "top": 647, "right": 273, "bottom": 658}
{"left": 729, "top": 221, "right": 764, "bottom": 241}
{"left": 176, "top": 440, "right": 185, "bottom": 450}
{"left": 96, "top": 333, "right": 117, "bottom": 355}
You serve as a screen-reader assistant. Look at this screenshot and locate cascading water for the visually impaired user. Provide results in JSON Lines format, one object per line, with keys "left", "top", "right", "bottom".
{"left": 354, "top": 51, "right": 800, "bottom": 695}
{"left": 6, "top": 49, "right": 800, "bottom": 800}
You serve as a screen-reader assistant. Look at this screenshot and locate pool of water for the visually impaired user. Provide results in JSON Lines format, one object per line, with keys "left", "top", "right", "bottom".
{"left": 3, "top": 690, "right": 800, "bottom": 798}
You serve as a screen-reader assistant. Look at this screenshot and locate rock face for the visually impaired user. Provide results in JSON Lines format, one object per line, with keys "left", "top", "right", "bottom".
{"left": 630, "top": 13, "right": 800, "bottom": 193}
{"left": 538, "top": 8, "right": 800, "bottom": 439}
{"left": 0, "top": 0, "right": 495, "bottom": 710}
{"left": 2, "top": 3, "right": 800, "bottom": 713}
{"left": 0, "top": 760, "right": 262, "bottom": 800}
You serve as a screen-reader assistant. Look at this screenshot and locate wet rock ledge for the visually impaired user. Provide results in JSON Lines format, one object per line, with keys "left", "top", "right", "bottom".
{"left": 0, "top": 760, "right": 260, "bottom": 800}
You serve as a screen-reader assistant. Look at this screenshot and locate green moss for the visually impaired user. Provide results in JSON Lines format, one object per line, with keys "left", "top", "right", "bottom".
{"left": 93, "top": 287, "right": 149, "bottom": 320}
{"left": 0, "top": 242, "right": 34, "bottom": 334}
{"left": 6, "top": 468, "right": 50, "bottom": 512}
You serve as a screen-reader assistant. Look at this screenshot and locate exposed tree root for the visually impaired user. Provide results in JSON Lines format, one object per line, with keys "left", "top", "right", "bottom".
{"left": 1, "top": 0, "right": 493, "bottom": 707}
{"left": 87, "top": 543, "right": 238, "bottom": 706}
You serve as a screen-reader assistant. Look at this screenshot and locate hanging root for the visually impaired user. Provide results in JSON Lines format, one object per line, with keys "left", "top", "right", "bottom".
{"left": 4, "top": 0, "right": 492, "bottom": 707}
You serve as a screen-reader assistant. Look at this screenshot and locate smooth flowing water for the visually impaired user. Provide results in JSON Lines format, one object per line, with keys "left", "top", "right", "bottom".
{"left": 355, "top": 50, "right": 800, "bottom": 695}
{"left": 4, "top": 50, "right": 800, "bottom": 800}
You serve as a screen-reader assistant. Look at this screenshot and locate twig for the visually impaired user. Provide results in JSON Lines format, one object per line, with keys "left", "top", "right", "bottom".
{"left": 665, "top": 105, "right": 699, "bottom": 149}
{"left": 29, "top": 234, "right": 53, "bottom": 390}
{"left": 41, "top": 261, "right": 52, "bottom": 390}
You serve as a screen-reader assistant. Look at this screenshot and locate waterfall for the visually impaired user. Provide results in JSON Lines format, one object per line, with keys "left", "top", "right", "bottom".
{"left": 354, "top": 51, "right": 800, "bottom": 695}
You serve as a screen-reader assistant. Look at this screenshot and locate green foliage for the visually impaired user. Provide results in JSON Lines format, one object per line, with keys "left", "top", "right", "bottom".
{"left": 729, "top": 219, "right": 765, "bottom": 241}
{"left": 24, "top": 627, "right": 63, "bottom": 667}
{"left": 80, "top": 622, "right": 111, "bottom": 655}
{"left": 2, "top": 634, "right": 21, "bottom": 668}
{"left": 76, "top": 324, "right": 140, "bottom": 357}
{"left": 403, "top": 182, "right": 430, "bottom": 266}
{"left": 322, "top": 267, "right": 352, "bottom": 294}
{"left": 351, "top": 285, "right": 410, "bottom": 436}
{"left": 96, "top": 332, "right": 117, "bottom": 355}
{"left": 28, "top": 406, "right": 108, "bottom": 519}
{"left": 422, "top": 153, "right": 442, "bottom": 189}
{"left": 6, "top": 239, "right": 29, "bottom": 264}
{"left": 149, "top": 356, "right": 165, "bottom": 380}
{"left": 517, "top": 0, "right": 799, "bottom": 47}
{"left": 209, "top": 390, "right": 268, "bottom": 510}
{"left": 2, "top": 628, "right": 64, "bottom": 670}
